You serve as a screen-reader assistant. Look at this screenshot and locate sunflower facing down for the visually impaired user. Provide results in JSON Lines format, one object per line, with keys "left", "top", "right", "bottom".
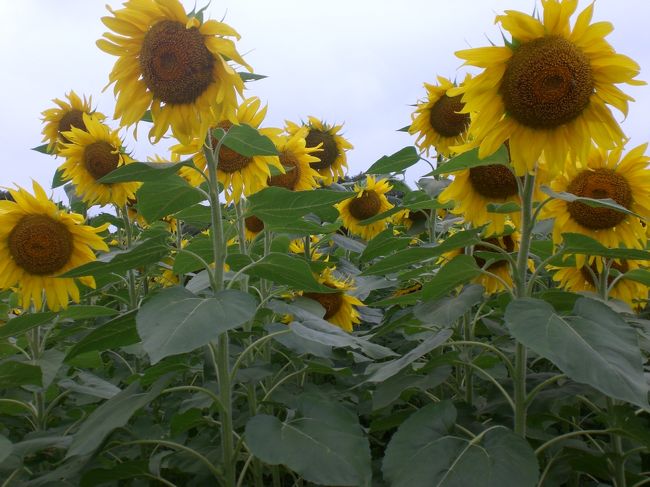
{"left": 268, "top": 127, "right": 322, "bottom": 191}
{"left": 0, "top": 181, "right": 108, "bottom": 311}
{"left": 174, "top": 97, "right": 284, "bottom": 203}
{"left": 97, "top": 0, "right": 251, "bottom": 144}
{"left": 41, "top": 91, "right": 106, "bottom": 153}
{"left": 302, "top": 267, "right": 364, "bottom": 332}
{"left": 452, "top": 0, "right": 643, "bottom": 176}
{"left": 409, "top": 75, "right": 472, "bottom": 157}
{"left": 58, "top": 114, "right": 140, "bottom": 207}
{"left": 543, "top": 144, "right": 650, "bottom": 254}
{"left": 551, "top": 257, "right": 648, "bottom": 309}
{"left": 285, "top": 117, "right": 353, "bottom": 185}
{"left": 336, "top": 176, "right": 394, "bottom": 241}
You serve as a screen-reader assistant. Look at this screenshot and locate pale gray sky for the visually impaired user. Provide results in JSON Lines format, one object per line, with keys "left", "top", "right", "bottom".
{"left": 1, "top": 0, "right": 649, "bottom": 201}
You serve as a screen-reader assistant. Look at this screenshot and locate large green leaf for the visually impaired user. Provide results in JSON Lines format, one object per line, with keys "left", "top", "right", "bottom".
{"left": 0, "top": 361, "right": 42, "bottom": 388}
{"left": 0, "top": 312, "right": 55, "bottom": 340}
{"left": 505, "top": 298, "right": 649, "bottom": 408}
{"left": 0, "top": 435, "right": 12, "bottom": 464}
{"left": 80, "top": 461, "right": 149, "bottom": 487}
{"left": 66, "top": 379, "right": 167, "bottom": 458}
{"left": 65, "top": 311, "right": 139, "bottom": 361}
{"left": 59, "top": 305, "right": 119, "bottom": 320}
{"left": 173, "top": 235, "right": 213, "bottom": 274}
{"left": 98, "top": 160, "right": 192, "bottom": 183}
{"left": 542, "top": 186, "right": 642, "bottom": 219}
{"left": 428, "top": 144, "right": 509, "bottom": 175}
{"left": 360, "top": 229, "right": 410, "bottom": 262}
{"left": 216, "top": 123, "right": 278, "bottom": 156}
{"left": 414, "top": 284, "right": 484, "bottom": 327}
{"left": 366, "top": 146, "right": 420, "bottom": 174}
{"left": 63, "top": 238, "right": 169, "bottom": 278}
{"left": 246, "top": 395, "right": 372, "bottom": 486}
{"left": 136, "top": 175, "right": 205, "bottom": 222}
{"left": 247, "top": 186, "right": 349, "bottom": 220}
{"left": 382, "top": 401, "right": 538, "bottom": 487}
{"left": 137, "top": 287, "right": 257, "bottom": 364}
{"left": 561, "top": 233, "right": 650, "bottom": 261}
{"left": 422, "top": 254, "right": 481, "bottom": 300}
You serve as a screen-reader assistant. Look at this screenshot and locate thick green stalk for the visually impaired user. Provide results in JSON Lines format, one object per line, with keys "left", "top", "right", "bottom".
{"left": 462, "top": 312, "right": 473, "bottom": 405}
{"left": 121, "top": 205, "right": 138, "bottom": 309}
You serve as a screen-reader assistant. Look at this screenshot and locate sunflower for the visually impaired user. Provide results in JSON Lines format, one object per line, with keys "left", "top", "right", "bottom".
{"left": 302, "top": 267, "right": 364, "bottom": 332}
{"left": 0, "top": 181, "right": 108, "bottom": 311}
{"left": 289, "top": 236, "right": 324, "bottom": 261}
{"left": 551, "top": 257, "right": 648, "bottom": 309}
{"left": 285, "top": 116, "right": 353, "bottom": 185}
{"left": 174, "top": 97, "right": 283, "bottom": 203}
{"left": 268, "top": 128, "right": 322, "bottom": 191}
{"left": 58, "top": 114, "right": 140, "bottom": 207}
{"left": 97, "top": 0, "right": 251, "bottom": 144}
{"left": 452, "top": 0, "right": 643, "bottom": 176}
{"left": 243, "top": 215, "right": 265, "bottom": 241}
{"left": 438, "top": 162, "right": 520, "bottom": 236}
{"left": 409, "top": 75, "right": 472, "bottom": 157}
{"left": 336, "top": 176, "right": 394, "bottom": 241}
{"left": 41, "top": 91, "right": 106, "bottom": 153}
{"left": 543, "top": 144, "right": 650, "bottom": 254}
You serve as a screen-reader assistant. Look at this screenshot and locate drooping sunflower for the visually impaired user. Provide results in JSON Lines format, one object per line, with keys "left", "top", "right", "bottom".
{"left": 302, "top": 267, "right": 364, "bottom": 332}
{"left": 409, "top": 75, "right": 472, "bottom": 157}
{"left": 543, "top": 144, "right": 650, "bottom": 252}
{"left": 243, "top": 215, "right": 265, "bottom": 241}
{"left": 438, "top": 162, "right": 520, "bottom": 236}
{"left": 41, "top": 91, "right": 106, "bottom": 153}
{"left": 336, "top": 176, "right": 394, "bottom": 241}
{"left": 453, "top": 0, "right": 643, "bottom": 176}
{"left": 268, "top": 128, "right": 322, "bottom": 191}
{"left": 0, "top": 181, "right": 108, "bottom": 311}
{"left": 58, "top": 114, "right": 140, "bottom": 207}
{"left": 551, "top": 257, "right": 648, "bottom": 309}
{"left": 97, "top": 0, "right": 251, "bottom": 144}
{"left": 285, "top": 116, "right": 353, "bottom": 185}
{"left": 174, "top": 97, "right": 283, "bottom": 203}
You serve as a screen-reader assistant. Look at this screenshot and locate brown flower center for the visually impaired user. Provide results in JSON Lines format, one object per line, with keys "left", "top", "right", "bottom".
{"left": 212, "top": 121, "right": 252, "bottom": 173}
{"left": 58, "top": 109, "right": 86, "bottom": 142}
{"left": 473, "top": 235, "right": 515, "bottom": 270}
{"left": 84, "top": 141, "right": 120, "bottom": 180}
{"left": 8, "top": 215, "right": 74, "bottom": 275}
{"left": 269, "top": 151, "right": 300, "bottom": 190}
{"left": 140, "top": 20, "right": 215, "bottom": 105}
{"left": 500, "top": 36, "right": 594, "bottom": 129}
{"left": 428, "top": 94, "right": 470, "bottom": 137}
{"left": 566, "top": 168, "right": 632, "bottom": 230}
{"left": 305, "top": 129, "right": 339, "bottom": 170}
{"left": 580, "top": 260, "right": 629, "bottom": 287}
{"left": 304, "top": 289, "right": 344, "bottom": 319}
{"left": 348, "top": 190, "right": 382, "bottom": 220}
{"left": 245, "top": 215, "right": 264, "bottom": 233}
{"left": 468, "top": 164, "right": 518, "bottom": 199}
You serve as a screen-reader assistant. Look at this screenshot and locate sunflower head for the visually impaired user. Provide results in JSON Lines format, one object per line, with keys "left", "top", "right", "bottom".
{"left": 57, "top": 114, "right": 140, "bottom": 207}
{"left": 268, "top": 128, "right": 322, "bottom": 191}
{"left": 244, "top": 215, "right": 265, "bottom": 241}
{"left": 336, "top": 176, "right": 394, "bottom": 241}
{"left": 286, "top": 116, "right": 353, "bottom": 185}
{"left": 0, "top": 181, "right": 108, "bottom": 311}
{"left": 454, "top": 0, "right": 643, "bottom": 176}
{"left": 97, "top": 0, "right": 252, "bottom": 144}
{"left": 409, "top": 75, "right": 472, "bottom": 157}
{"left": 302, "top": 267, "right": 364, "bottom": 332}
{"left": 289, "top": 236, "right": 324, "bottom": 261}
{"left": 41, "top": 91, "right": 106, "bottom": 153}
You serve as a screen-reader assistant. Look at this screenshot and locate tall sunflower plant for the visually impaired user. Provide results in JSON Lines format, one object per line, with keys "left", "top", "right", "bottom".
{"left": 2, "top": 0, "right": 649, "bottom": 486}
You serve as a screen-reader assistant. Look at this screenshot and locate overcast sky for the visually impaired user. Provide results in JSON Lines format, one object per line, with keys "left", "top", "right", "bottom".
{"left": 2, "top": 0, "right": 649, "bottom": 202}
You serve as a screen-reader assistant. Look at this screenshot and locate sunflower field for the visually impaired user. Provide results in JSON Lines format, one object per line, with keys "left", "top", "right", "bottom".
{"left": 2, "top": 0, "right": 650, "bottom": 485}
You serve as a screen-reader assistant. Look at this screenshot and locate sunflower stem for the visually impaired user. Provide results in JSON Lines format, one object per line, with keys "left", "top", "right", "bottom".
{"left": 176, "top": 217, "right": 185, "bottom": 286}
{"left": 234, "top": 201, "right": 250, "bottom": 294}
{"left": 120, "top": 205, "right": 138, "bottom": 310}
{"left": 462, "top": 311, "right": 473, "bottom": 406}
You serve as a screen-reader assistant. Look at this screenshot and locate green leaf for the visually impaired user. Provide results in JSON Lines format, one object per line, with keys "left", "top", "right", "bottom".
{"left": 0, "top": 435, "right": 12, "bottom": 464}
{"left": 360, "top": 230, "right": 410, "bottom": 262}
{"left": 259, "top": 217, "right": 340, "bottom": 237}
{"left": 542, "top": 186, "right": 642, "bottom": 219}
{"left": 137, "top": 287, "right": 257, "bottom": 364}
{"left": 382, "top": 401, "right": 538, "bottom": 487}
{"left": 365, "top": 329, "right": 452, "bottom": 383}
{"left": 32, "top": 143, "right": 53, "bottom": 154}
{"left": 372, "top": 367, "right": 452, "bottom": 410}
{"left": 141, "top": 110, "right": 153, "bottom": 123}
{"left": 173, "top": 203, "right": 212, "bottom": 226}
{"left": 428, "top": 144, "right": 509, "bottom": 175}
{"left": 136, "top": 175, "right": 205, "bottom": 223}
{"left": 0, "top": 312, "right": 55, "bottom": 340}
{"left": 487, "top": 201, "right": 521, "bottom": 213}
{"left": 0, "top": 361, "right": 42, "bottom": 388}
{"left": 621, "top": 268, "right": 650, "bottom": 286}
{"left": 246, "top": 396, "right": 372, "bottom": 487}
{"left": 63, "top": 238, "right": 169, "bottom": 277}
{"left": 65, "top": 311, "right": 139, "bottom": 361}
{"left": 561, "top": 233, "right": 650, "bottom": 261}
{"left": 80, "top": 461, "right": 149, "bottom": 487}
{"left": 66, "top": 379, "right": 167, "bottom": 458}
{"left": 239, "top": 72, "right": 268, "bottom": 82}
{"left": 422, "top": 254, "right": 481, "bottom": 300}
{"left": 235, "top": 253, "right": 337, "bottom": 293}
{"left": 505, "top": 298, "right": 649, "bottom": 408}
{"left": 98, "top": 160, "right": 192, "bottom": 183}
{"left": 52, "top": 167, "right": 66, "bottom": 188}
{"left": 59, "top": 371, "right": 121, "bottom": 400}
{"left": 362, "top": 229, "right": 481, "bottom": 276}
{"left": 59, "top": 305, "right": 119, "bottom": 320}
{"left": 366, "top": 146, "right": 420, "bottom": 174}
{"left": 414, "top": 284, "right": 484, "bottom": 327}
{"left": 173, "top": 235, "right": 213, "bottom": 274}
{"left": 247, "top": 186, "right": 349, "bottom": 220}
{"left": 216, "top": 123, "right": 278, "bottom": 156}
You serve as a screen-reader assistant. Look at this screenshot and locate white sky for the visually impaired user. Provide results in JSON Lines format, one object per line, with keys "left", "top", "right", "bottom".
{"left": 1, "top": 0, "right": 649, "bottom": 201}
